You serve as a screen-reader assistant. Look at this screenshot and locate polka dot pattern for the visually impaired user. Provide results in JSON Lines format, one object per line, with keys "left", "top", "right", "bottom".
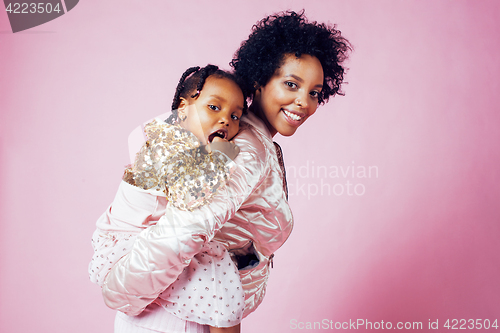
{"left": 89, "top": 230, "right": 137, "bottom": 286}
{"left": 158, "top": 241, "right": 245, "bottom": 327}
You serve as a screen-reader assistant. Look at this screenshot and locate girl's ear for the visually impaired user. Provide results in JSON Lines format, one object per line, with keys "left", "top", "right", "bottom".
{"left": 177, "top": 97, "right": 188, "bottom": 117}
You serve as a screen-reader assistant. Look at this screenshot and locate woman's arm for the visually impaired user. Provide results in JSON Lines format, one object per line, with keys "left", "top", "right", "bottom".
{"left": 100, "top": 128, "right": 268, "bottom": 316}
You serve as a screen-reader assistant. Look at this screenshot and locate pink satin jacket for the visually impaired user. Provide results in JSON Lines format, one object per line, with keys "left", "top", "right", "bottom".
{"left": 89, "top": 112, "right": 293, "bottom": 318}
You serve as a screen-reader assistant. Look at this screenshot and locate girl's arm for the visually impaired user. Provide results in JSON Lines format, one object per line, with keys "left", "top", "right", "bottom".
{"left": 100, "top": 128, "right": 268, "bottom": 316}
{"left": 88, "top": 182, "right": 167, "bottom": 287}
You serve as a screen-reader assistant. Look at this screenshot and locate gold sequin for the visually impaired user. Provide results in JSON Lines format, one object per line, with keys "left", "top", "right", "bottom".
{"left": 123, "top": 119, "right": 232, "bottom": 211}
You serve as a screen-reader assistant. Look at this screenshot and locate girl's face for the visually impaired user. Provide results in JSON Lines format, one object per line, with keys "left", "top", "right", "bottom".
{"left": 178, "top": 76, "right": 244, "bottom": 145}
{"left": 253, "top": 54, "right": 324, "bottom": 137}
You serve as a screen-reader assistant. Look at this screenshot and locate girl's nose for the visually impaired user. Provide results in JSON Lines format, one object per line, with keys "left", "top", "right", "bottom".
{"left": 219, "top": 114, "right": 229, "bottom": 125}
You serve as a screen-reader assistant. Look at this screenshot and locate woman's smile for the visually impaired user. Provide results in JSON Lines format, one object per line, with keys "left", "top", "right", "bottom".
{"left": 282, "top": 108, "right": 306, "bottom": 125}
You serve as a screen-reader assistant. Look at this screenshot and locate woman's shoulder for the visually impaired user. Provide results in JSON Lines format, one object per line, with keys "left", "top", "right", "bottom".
{"left": 238, "top": 113, "right": 274, "bottom": 148}
{"left": 234, "top": 119, "right": 272, "bottom": 167}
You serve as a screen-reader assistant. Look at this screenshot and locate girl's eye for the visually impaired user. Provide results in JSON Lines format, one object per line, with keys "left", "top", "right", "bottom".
{"left": 285, "top": 81, "right": 298, "bottom": 89}
{"left": 208, "top": 105, "right": 220, "bottom": 111}
{"left": 231, "top": 115, "right": 240, "bottom": 121}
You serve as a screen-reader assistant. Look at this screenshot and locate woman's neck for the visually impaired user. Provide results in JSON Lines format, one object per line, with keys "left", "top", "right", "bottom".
{"left": 248, "top": 103, "right": 277, "bottom": 137}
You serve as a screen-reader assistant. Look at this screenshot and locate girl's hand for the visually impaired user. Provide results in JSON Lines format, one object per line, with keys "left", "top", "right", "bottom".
{"left": 205, "top": 137, "right": 240, "bottom": 160}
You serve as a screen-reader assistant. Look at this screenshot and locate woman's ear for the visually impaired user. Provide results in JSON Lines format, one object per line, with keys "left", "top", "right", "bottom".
{"left": 253, "top": 83, "right": 263, "bottom": 101}
{"left": 253, "top": 82, "right": 261, "bottom": 92}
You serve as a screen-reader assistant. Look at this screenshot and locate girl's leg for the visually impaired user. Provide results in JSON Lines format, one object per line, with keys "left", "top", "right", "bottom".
{"left": 209, "top": 324, "right": 241, "bottom": 333}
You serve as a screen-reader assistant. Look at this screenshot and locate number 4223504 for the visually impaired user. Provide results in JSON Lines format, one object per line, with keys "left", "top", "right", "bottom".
{"left": 444, "top": 319, "right": 498, "bottom": 330}
{"left": 5, "top": 3, "right": 62, "bottom": 14}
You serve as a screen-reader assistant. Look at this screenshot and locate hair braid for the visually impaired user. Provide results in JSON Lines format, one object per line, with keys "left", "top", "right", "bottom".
{"left": 192, "top": 65, "right": 219, "bottom": 98}
{"left": 168, "top": 66, "right": 201, "bottom": 124}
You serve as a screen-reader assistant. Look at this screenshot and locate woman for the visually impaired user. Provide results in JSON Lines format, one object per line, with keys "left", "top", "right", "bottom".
{"left": 89, "top": 11, "right": 350, "bottom": 333}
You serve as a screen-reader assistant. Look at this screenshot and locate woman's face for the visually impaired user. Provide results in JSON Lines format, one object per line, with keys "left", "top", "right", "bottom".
{"left": 253, "top": 54, "right": 324, "bottom": 137}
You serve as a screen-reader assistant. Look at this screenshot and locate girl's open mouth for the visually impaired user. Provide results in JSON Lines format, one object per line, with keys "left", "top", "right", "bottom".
{"left": 208, "top": 128, "right": 228, "bottom": 142}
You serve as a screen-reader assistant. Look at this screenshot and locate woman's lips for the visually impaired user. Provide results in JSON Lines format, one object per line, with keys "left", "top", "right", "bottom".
{"left": 282, "top": 109, "right": 305, "bottom": 126}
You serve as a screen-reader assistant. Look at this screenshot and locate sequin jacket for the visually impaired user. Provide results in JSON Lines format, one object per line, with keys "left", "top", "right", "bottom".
{"left": 122, "top": 119, "right": 234, "bottom": 211}
{"left": 89, "top": 113, "right": 293, "bottom": 318}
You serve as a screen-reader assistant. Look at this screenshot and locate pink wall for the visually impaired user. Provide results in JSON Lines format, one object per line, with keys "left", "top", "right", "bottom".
{"left": 1, "top": 1, "right": 499, "bottom": 332}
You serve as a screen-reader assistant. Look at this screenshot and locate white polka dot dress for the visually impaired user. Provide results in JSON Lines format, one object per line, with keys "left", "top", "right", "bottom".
{"left": 157, "top": 241, "right": 245, "bottom": 328}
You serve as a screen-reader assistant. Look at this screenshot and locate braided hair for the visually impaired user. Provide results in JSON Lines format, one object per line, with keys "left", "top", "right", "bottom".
{"left": 166, "top": 65, "right": 248, "bottom": 124}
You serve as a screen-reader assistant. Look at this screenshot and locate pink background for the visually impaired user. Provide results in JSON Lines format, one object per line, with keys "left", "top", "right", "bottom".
{"left": 1, "top": 1, "right": 499, "bottom": 332}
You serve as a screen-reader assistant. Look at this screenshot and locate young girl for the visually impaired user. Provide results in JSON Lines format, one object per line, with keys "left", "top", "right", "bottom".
{"left": 90, "top": 65, "right": 248, "bottom": 332}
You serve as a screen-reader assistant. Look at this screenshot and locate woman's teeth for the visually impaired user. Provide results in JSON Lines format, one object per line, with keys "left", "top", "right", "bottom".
{"left": 283, "top": 109, "right": 302, "bottom": 121}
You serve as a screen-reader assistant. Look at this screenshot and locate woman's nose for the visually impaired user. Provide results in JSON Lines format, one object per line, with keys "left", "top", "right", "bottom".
{"left": 295, "top": 92, "right": 309, "bottom": 108}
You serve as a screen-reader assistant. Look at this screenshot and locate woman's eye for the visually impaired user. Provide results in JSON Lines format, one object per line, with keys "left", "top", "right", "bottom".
{"left": 208, "top": 105, "right": 220, "bottom": 111}
{"left": 310, "top": 91, "right": 320, "bottom": 99}
{"left": 285, "top": 81, "right": 297, "bottom": 89}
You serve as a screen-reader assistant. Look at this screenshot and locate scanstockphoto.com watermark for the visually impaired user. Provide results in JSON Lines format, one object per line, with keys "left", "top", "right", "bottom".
{"left": 286, "top": 161, "right": 379, "bottom": 199}
{"left": 291, "top": 319, "right": 423, "bottom": 330}
{"left": 290, "top": 318, "right": 500, "bottom": 330}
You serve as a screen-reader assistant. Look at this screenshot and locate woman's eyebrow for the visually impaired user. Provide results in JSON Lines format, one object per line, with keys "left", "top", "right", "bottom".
{"left": 285, "top": 74, "right": 323, "bottom": 89}
{"left": 285, "top": 74, "right": 304, "bottom": 82}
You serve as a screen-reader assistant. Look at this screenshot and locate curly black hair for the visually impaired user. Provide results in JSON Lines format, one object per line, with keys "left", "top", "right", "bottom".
{"left": 231, "top": 11, "right": 351, "bottom": 104}
{"left": 167, "top": 65, "right": 248, "bottom": 124}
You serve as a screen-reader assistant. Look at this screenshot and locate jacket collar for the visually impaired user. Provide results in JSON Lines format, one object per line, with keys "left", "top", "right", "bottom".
{"left": 241, "top": 112, "right": 273, "bottom": 141}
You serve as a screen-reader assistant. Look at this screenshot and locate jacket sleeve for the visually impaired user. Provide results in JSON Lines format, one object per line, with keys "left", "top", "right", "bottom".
{"left": 88, "top": 181, "right": 167, "bottom": 287}
{"left": 100, "top": 129, "right": 268, "bottom": 316}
